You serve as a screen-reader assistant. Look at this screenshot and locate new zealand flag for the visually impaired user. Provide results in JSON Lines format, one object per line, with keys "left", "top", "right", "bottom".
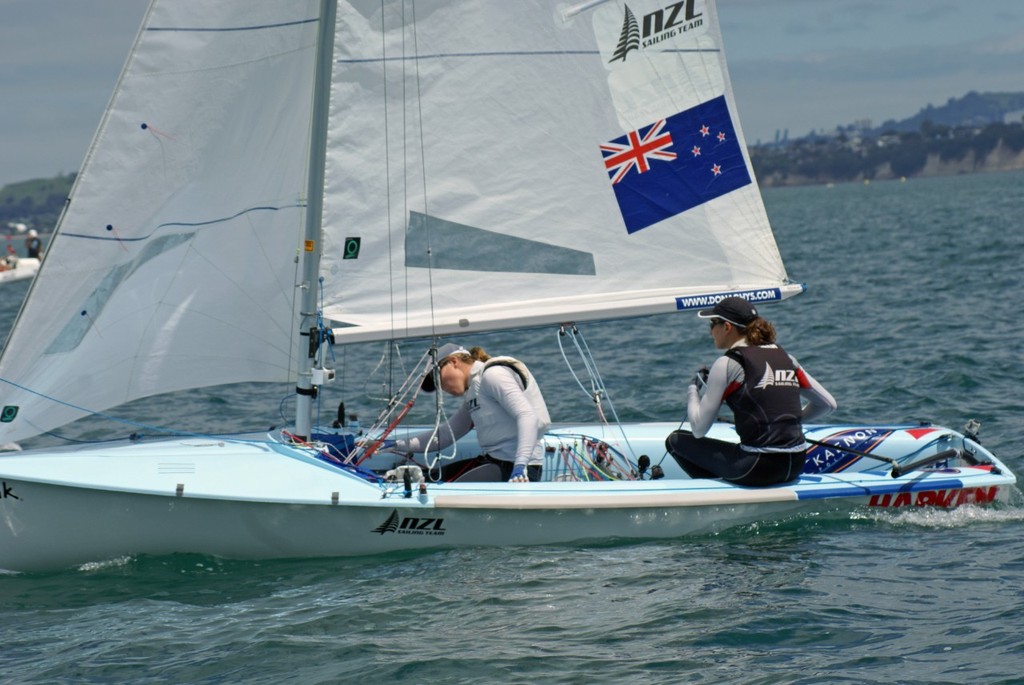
{"left": 600, "top": 95, "right": 751, "bottom": 234}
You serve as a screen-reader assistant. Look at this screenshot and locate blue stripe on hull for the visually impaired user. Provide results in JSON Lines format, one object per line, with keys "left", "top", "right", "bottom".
{"left": 794, "top": 478, "right": 966, "bottom": 500}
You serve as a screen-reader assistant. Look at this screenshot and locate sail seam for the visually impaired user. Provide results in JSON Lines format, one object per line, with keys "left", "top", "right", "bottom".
{"left": 59, "top": 204, "right": 305, "bottom": 242}
{"left": 147, "top": 18, "right": 319, "bottom": 33}
{"left": 337, "top": 48, "right": 719, "bottom": 64}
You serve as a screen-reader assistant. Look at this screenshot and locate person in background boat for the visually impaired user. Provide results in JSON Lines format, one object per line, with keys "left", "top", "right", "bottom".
{"left": 393, "top": 342, "right": 551, "bottom": 483}
{"left": 0, "top": 245, "right": 18, "bottom": 271}
{"left": 25, "top": 230, "right": 43, "bottom": 259}
{"left": 666, "top": 296, "right": 837, "bottom": 486}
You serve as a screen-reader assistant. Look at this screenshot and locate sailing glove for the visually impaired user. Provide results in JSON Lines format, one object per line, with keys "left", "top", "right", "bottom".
{"left": 509, "top": 464, "right": 529, "bottom": 483}
{"left": 691, "top": 366, "right": 709, "bottom": 389}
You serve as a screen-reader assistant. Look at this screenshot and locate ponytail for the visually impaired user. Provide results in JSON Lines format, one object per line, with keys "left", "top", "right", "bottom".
{"left": 744, "top": 318, "right": 776, "bottom": 346}
{"left": 468, "top": 346, "right": 491, "bottom": 362}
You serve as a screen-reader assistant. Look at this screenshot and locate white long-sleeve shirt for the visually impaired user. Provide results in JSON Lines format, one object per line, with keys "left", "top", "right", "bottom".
{"left": 399, "top": 359, "right": 551, "bottom": 467}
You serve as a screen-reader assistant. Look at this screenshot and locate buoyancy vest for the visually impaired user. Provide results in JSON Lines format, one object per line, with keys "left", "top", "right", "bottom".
{"left": 464, "top": 357, "right": 551, "bottom": 463}
{"left": 480, "top": 358, "right": 549, "bottom": 434}
{"left": 482, "top": 357, "right": 529, "bottom": 389}
{"left": 723, "top": 345, "right": 804, "bottom": 449}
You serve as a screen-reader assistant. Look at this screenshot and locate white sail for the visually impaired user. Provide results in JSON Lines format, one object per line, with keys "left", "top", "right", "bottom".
{"left": 0, "top": 1, "right": 321, "bottom": 442}
{"left": 0, "top": 0, "right": 798, "bottom": 442}
{"left": 319, "top": 0, "right": 798, "bottom": 343}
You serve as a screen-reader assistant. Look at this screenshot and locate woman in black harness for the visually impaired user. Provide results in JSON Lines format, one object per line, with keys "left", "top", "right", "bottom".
{"left": 666, "top": 297, "right": 837, "bottom": 486}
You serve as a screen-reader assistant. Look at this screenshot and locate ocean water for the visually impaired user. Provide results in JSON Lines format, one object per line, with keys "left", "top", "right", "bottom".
{"left": 2, "top": 171, "right": 1024, "bottom": 684}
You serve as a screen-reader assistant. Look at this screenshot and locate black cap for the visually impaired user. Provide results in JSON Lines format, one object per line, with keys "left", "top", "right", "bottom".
{"left": 697, "top": 296, "right": 758, "bottom": 327}
{"left": 420, "top": 342, "right": 469, "bottom": 392}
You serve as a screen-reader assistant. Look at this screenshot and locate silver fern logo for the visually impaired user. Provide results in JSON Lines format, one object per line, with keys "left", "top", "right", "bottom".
{"left": 372, "top": 509, "right": 447, "bottom": 536}
{"left": 609, "top": 1, "right": 705, "bottom": 64}
{"left": 754, "top": 363, "right": 800, "bottom": 390}
{"left": 609, "top": 5, "right": 641, "bottom": 63}
{"left": 372, "top": 510, "right": 401, "bottom": 534}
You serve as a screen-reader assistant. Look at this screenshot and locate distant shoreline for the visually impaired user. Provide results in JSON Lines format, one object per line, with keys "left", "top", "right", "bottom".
{"left": 755, "top": 140, "right": 1024, "bottom": 188}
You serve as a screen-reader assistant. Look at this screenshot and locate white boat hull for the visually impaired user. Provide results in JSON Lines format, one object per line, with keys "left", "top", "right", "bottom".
{"left": 0, "top": 423, "right": 1015, "bottom": 572}
{"left": 0, "top": 477, "right": 807, "bottom": 570}
{"left": 0, "top": 257, "right": 39, "bottom": 285}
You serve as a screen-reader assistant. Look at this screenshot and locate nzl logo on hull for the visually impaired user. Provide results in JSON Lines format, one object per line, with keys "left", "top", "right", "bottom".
{"left": 609, "top": 0, "right": 704, "bottom": 63}
{"left": 372, "top": 509, "right": 447, "bottom": 536}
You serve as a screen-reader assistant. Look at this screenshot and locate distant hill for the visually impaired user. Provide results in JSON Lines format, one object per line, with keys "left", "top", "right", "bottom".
{"left": 745, "top": 91, "right": 1024, "bottom": 187}
{"left": 752, "top": 119, "right": 1024, "bottom": 187}
{"left": 856, "top": 91, "right": 1024, "bottom": 136}
{"left": 0, "top": 174, "right": 74, "bottom": 233}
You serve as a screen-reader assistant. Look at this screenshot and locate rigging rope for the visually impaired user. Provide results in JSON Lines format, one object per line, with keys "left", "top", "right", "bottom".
{"left": 557, "top": 324, "right": 607, "bottom": 422}
{"left": 343, "top": 343, "right": 463, "bottom": 479}
{"left": 555, "top": 323, "right": 673, "bottom": 470}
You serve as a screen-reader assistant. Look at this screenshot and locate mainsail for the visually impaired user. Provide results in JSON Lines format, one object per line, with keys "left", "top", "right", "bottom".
{"left": 0, "top": 0, "right": 798, "bottom": 443}
{"left": 318, "top": 0, "right": 798, "bottom": 342}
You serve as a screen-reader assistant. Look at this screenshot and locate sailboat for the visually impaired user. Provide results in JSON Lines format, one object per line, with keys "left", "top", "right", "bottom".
{"left": 0, "top": 258, "right": 40, "bottom": 285}
{"left": 0, "top": 241, "right": 39, "bottom": 285}
{"left": 0, "top": 0, "right": 1014, "bottom": 572}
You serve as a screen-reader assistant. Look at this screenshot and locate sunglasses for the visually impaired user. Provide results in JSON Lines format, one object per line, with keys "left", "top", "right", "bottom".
{"left": 709, "top": 319, "right": 726, "bottom": 329}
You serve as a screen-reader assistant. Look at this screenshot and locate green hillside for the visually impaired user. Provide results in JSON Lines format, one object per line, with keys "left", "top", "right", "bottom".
{"left": 0, "top": 174, "right": 74, "bottom": 233}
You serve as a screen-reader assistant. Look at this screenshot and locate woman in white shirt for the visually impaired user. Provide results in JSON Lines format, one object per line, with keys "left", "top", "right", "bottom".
{"left": 395, "top": 342, "right": 551, "bottom": 483}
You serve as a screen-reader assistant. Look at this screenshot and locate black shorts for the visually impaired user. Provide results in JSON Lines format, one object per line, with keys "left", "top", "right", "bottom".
{"left": 665, "top": 430, "right": 804, "bottom": 486}
{"left": 439, "top": 454, "right": 543, "bottom": 483}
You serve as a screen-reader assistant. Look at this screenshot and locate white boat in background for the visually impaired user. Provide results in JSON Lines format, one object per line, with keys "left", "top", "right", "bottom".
{"left": 0, "top": 257, "right": 40, "bottom": 285}
{"left": 0, "top": 0, "right": 1015, "bottom": 572}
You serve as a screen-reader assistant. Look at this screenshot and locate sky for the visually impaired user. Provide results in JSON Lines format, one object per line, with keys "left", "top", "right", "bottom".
{"left": 1, "top": 0, "right": 1023, "bottom": 188}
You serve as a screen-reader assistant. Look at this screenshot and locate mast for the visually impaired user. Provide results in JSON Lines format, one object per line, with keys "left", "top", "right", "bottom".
{"left": 295, "top": 0, "right": 337, "bottom": 441}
